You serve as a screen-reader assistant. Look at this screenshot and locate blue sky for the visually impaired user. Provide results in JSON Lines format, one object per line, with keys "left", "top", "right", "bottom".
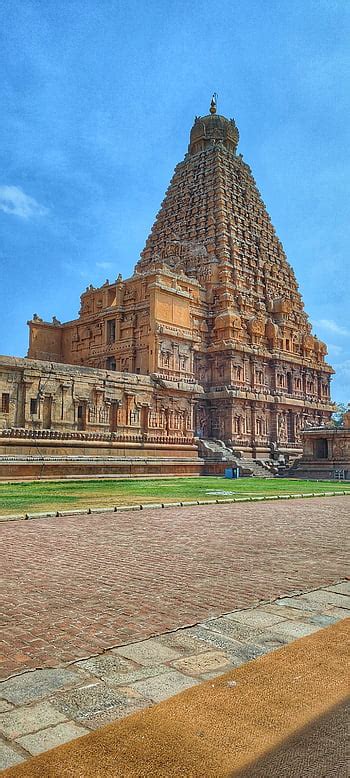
{"left": 0, "top": 0, "right": 349, "bottom": 402}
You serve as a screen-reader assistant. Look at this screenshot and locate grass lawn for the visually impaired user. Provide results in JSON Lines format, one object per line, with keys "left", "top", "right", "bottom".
{"left": 0, "top": 476, "right": 349, "bottom": 516}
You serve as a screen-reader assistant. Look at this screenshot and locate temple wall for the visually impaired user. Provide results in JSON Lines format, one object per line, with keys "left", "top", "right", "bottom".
{"left": 0, "top": 356, "right": 200, "bottom": 450}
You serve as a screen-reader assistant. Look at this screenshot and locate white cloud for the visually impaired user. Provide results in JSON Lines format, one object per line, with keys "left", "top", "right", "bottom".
{"left": 313, "top": 318, "right": 349, "bottom": 337}
{"left": 96, "top": 261, "right": 113, "bottom": 270}
{"left": 61, "top": 261, "right": 91, "bottom": 281}
{"left": 0, "top": 185, "right": 48, "bottom": 220}
{"left": 335, "top": 359, "right": 350, "bottom": 379}
{"left": 327, "top": 343, "right": 343, "bottom": 356}
{"left": 332, "top": 360, "right": 350, "bottom": 404}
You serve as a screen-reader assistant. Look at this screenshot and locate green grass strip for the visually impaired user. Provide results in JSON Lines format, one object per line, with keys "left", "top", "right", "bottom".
{"left": 0, "top": 476, "right": 349, "bottom": 517}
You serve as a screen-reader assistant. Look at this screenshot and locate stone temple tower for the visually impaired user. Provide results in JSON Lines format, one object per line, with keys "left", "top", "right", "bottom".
{"left": 27, "top": 97, "right": 334, "bottom": 458}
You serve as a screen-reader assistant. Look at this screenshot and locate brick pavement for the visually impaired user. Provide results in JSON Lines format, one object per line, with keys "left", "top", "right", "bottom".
{"left": 0, "top": 496, "right": 349, "bottom": 680}
{"left": 1, "top": 584, "right": 349, "bottom": 770}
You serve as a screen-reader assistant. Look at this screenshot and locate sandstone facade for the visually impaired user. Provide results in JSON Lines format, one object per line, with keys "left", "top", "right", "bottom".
{"left": 0, "top": 356, "right": 199, "bottom": 440}
{"left": 3, "top": 100, "right": 334, "bottom": 460}
{"left": 0, "top": 355, "right": 202, "bottom": 478}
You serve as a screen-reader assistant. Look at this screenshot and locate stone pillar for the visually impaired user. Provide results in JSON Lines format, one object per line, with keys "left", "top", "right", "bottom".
{"left": 115, "top": 314, "right": 122, "bottom": 341}
{"left": 60, "top": 383, "right": 71, "bottom": 423}
{"left": 42, "top": 395, "right": 53, "bottom": 429}
{"left": 229, "top": 358, "right": 235, "bottom": 385}
{"left": 109, "top": 400, "right": 119, "bottom": 432}
{"left": 225, "top": 400, "right": 235, "bottom": 442}
{"left": 141, "top": 405, "right": 150, "bottom": 436}
{"left": 270, "top": 407, "right": 278, "bottom": 446}
{"left": 188, "top": 401, "right": 195, "bottom": 434}
{"left": 250, "top": 358, "right": 256, "bottom": 389}
{"left": 15, "top": 379, "right": 30, "bottom": 427}
{"left": 124, "top": 393, "right": 132, "bottom": 426}
{"left": 302, "top": 370, "right": 307, "bottom": 395}
{"left": 272, "top": 362, "right": 278, "bottom": 392}
{"left": 250, "top": 402, "right": 257, "bottom": 452}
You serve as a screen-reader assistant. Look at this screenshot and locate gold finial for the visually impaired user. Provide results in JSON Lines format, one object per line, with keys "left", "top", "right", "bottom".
{"left": 210, "top": 93, "right": 217, "bottom": 114}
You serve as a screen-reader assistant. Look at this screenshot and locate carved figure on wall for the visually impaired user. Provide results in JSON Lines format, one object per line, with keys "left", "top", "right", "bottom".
{"left": 278, "top": 412, "right": 287, "bottom": 442}
{"left": 294, "top": 414, "right": 302, "bottom": 441}
{"left": 195, "top": 405, "right": 208, "bottom": 438}
{"left": 333, "top": 438, "right": 347, "bottom": 457}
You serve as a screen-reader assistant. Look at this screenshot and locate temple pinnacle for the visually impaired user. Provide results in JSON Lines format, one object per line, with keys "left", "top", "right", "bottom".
{"left": 210, "top": 93, "right": 217, "bottom": 114}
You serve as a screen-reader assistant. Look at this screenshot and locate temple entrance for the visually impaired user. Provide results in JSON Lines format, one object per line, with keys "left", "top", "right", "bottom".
{"left": 315, "top": 438, "right": 328, "bottom": 459}
{"left": 77, "top": 404, "right": 86, "bottom": 430}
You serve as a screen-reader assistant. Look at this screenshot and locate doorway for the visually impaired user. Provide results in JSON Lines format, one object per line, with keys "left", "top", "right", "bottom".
{"left": 315, "top": 438, "right": 328, "bottom": 459}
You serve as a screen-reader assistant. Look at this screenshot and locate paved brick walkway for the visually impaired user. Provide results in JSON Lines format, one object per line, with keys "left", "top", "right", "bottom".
{"left": 1, "top": 584, "right": 349, "bottom": 770}
{"left": 1, "top": 496, "right": 349, "bottom": 679}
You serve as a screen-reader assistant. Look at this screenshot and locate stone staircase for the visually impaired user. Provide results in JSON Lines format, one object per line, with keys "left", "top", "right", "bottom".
{"left": 196, "top": 439, "right": 234, "bottom": 461}
{"left": 233, "top": 457, "right": 275, "bottom": 478}
{"left": 196, "top": 439, "right": 276, "bottom": 477}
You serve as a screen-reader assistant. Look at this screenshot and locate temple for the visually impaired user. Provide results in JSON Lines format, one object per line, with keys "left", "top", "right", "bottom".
{"left": 0, "top": 99, "right": 334, "bottom": 477}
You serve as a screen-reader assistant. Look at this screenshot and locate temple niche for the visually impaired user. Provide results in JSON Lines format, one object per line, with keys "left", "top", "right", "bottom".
{"left": 1, "top": 98, "right": 334, "bottom": 462}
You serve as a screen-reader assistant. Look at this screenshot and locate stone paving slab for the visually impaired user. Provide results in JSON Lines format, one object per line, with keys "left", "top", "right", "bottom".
{"left": 0, "top": 585, "right": 349, "bottom": 770}
{"left": 170, "top": 650, "right": 232, "bottom": 677}
{"left": 324, "top": 581, "right": 350, "bottom": 596}
{"left": 129, "top": 670, "right": 200, "bottom": 703}
{"left": 321, "top": 605, "right": 350, "bottom": 619}
{"left": 258, "top": 603, "right": 317, "bottom": 620}
{"left": 92, "top": 659, "right": 172, "bottom": 687}
{"left": 49, "top": 682, "right": 147, "bottom": 724}
{"left": 222, "top": 609, "right": 286, "bottom": 628}
{"left": 15, "top": 721, "right": 89, "bottom": 756}
{"left": 297, "top": 591, "right": 350, "bottom": 609}
{"left": 201, "top": 618, "right": 293, "bottom": 655}
{"left": 255, "top": 620, "right": 320, "bottom": 643}
{"left": 53, "top": 683, "right": 151, "bottom": 732}
{"left": 301, "top": 613, "right": 339, "bottom": 628}
{"left": 187, "top": 624, "right": 268, "bottom": 663}
{"left": 114, "top": 639, "right": 182, "bottom": 667}
{"left": 0, "top": 668, "right": 86, "bottom": 706}
{"left": 75, "top": 654, "right": 139, "bottom": 682}
{"left": 1, "top": 496, "right": 349, "bottom": 679}
{"left": 198, "top": 617, "right": 266, "bottom": 645}
{"left": 0, "top": 702, "right": 67, "bottom": 740}
{"left": 0, "top": 740, "right": 25, "bottom": 771}
{"left": 275, "top": 595, "right": 345, "bottom": 612}
{"left": 156, "top": 631, "right": 215, "bottom": 655}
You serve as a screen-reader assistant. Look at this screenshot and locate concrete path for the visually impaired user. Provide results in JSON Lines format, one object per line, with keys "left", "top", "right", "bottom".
{"left": 0, "top": 581, "right": 349, "bottom": 771}
{"left": 1, "top": 496, "right": 349, "bottom": 678}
